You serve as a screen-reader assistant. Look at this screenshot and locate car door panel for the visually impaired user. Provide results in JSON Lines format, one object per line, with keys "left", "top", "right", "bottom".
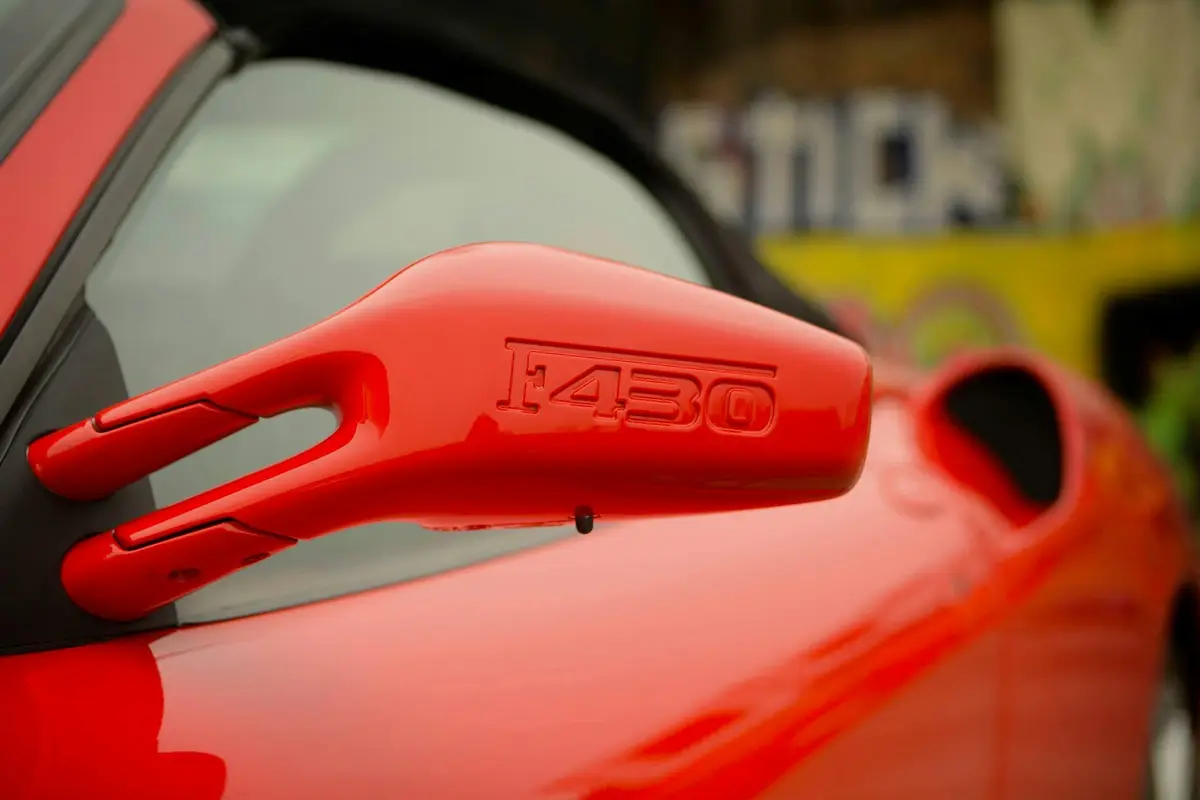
{"left": 996, "top": 425, "right": 1178, "bottom": 798}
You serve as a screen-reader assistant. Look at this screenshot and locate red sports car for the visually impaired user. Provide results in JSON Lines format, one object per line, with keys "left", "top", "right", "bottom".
{"left": 1, "top": 1, "right": 1196, "bottom": 798}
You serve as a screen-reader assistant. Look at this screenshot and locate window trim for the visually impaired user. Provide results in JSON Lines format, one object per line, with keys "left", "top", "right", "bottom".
{"left": 0, "top": 39, "right": 234, "bottom": 439}
{"left": 0, "top": 0, "right": 124, "bottom": 163}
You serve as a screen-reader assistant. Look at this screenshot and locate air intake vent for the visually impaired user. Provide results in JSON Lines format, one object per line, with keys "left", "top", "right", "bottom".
{"left": 919, "top": 364, "right": 1063, "bottom": 524}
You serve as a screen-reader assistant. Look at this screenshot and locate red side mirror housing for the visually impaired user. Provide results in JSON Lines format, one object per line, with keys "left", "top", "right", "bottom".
{"left": 29, "top": 243, "right": 872, "bottom": 621}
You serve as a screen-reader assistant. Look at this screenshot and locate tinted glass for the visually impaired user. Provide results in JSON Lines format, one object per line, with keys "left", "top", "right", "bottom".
{"left": 85, "top": 60, "right": 711, "bottom": 623}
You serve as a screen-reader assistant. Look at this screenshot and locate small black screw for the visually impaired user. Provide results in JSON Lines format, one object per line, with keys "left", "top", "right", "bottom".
{"left": 574, "top": 507, "right": 594, "bottom": 534}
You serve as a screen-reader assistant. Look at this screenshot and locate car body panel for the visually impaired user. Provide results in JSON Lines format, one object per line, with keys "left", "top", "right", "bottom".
{"left": 3, "top": 376, "right": 1190, "bottom": 798}
{"left": 1, "top": 401, "right": 1004, "bottom": 799}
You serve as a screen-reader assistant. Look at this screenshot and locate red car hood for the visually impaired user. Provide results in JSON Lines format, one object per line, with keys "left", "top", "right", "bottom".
{"left": 2, "top": 402, "right": 1002, "bottom": 799}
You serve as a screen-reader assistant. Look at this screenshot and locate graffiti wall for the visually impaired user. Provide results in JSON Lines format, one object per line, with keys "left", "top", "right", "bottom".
{"left": 661, "top": 0, "right": 1200, "bottom": 231}
{"left": 759, "top": 227, "right": 1200, "bottom": 376}
{"left": 997, "top": 0, "right": 1200, "bottom": 228}
{"left": 657, "top": 0, "right": 1200, "bottom": 371}
{"left": 658, "top": 0, "right": 1200, "bottom": 514}
{"left": 659, "top": 91, "right": 1010, "bottom": 236}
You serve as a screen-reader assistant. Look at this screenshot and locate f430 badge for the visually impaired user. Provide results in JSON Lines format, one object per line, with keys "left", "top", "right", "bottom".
{"left": 499, "top": 339, "right": 776, "bottom": 435}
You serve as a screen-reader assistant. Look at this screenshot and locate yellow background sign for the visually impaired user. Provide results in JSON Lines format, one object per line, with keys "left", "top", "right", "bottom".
{"left": 760, "top": 224, "right": 1200, "bottom": 376}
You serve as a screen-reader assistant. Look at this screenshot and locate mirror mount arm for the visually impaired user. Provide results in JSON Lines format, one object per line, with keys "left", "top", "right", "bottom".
{"left": 23, "top": 243, "right": 873, "bottom": 624}
{"left": 27, "top": 322, "right": 383, "bottom": 622}
{"left": 59, "top": 520, "right": 298, "bottom": 622}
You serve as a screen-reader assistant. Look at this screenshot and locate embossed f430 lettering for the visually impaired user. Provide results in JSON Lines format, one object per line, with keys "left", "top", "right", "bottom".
{"left": 500, "top": 340, "right": 776, "bottom": 435}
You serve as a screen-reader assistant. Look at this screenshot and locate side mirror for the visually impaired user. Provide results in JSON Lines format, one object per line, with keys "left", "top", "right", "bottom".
{"left": 29, "top": 243, "right": 872, "bottom": 621}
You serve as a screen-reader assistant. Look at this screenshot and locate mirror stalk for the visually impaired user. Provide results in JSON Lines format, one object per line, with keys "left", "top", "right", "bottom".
{"left": 28, "top": 244, "right": 872, "bottom": 622}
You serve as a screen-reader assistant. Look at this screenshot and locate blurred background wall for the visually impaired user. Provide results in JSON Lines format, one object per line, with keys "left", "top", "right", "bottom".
{"left": 642, "top": 0, "right": 1200, "bottom": 511}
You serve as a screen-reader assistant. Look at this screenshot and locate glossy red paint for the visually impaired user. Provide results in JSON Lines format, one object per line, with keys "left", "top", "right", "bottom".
{"left": 0, "top": 632, "right": 226, "bottom": 800}
{"left": 0, "top": 0, "right": 213, "bottom": 335}
{"left": 30, "top": 243, "right": 872, "bottom": 622}
{"left": 60, "top": 520, "right": 297, "bottom": 624}
{"left": 4, "top": 364, "right": 1187, "bottom": 799}
{"left": 0, "top": 402, "right": 998, "bottom": 799}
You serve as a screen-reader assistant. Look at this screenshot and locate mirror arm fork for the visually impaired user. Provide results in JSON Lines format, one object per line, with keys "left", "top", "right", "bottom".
{"left": 27, "top": 320, "right": 384, "bottom": 622}
{"left": 19, "top": 242, "right": 874, "bottom": 623}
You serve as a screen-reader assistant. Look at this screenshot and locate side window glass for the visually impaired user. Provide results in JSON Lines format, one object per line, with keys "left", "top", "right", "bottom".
{"left": 84, "top": 60, "right": 710, "bottom": 622}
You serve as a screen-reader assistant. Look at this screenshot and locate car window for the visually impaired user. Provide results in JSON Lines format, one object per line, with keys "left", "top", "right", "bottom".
{"left": 84, "top": 59, "right": 711, "bottom": 623}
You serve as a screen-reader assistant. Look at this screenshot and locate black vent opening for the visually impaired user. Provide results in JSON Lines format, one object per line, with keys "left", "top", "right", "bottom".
{"left": 942, "top": 365, "right": 1063, "bottom": 508}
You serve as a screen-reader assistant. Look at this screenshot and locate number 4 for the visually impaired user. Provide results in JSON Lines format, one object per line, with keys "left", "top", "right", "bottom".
{"left": 549, "top": 366, "right": 622, "bottom": 419}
